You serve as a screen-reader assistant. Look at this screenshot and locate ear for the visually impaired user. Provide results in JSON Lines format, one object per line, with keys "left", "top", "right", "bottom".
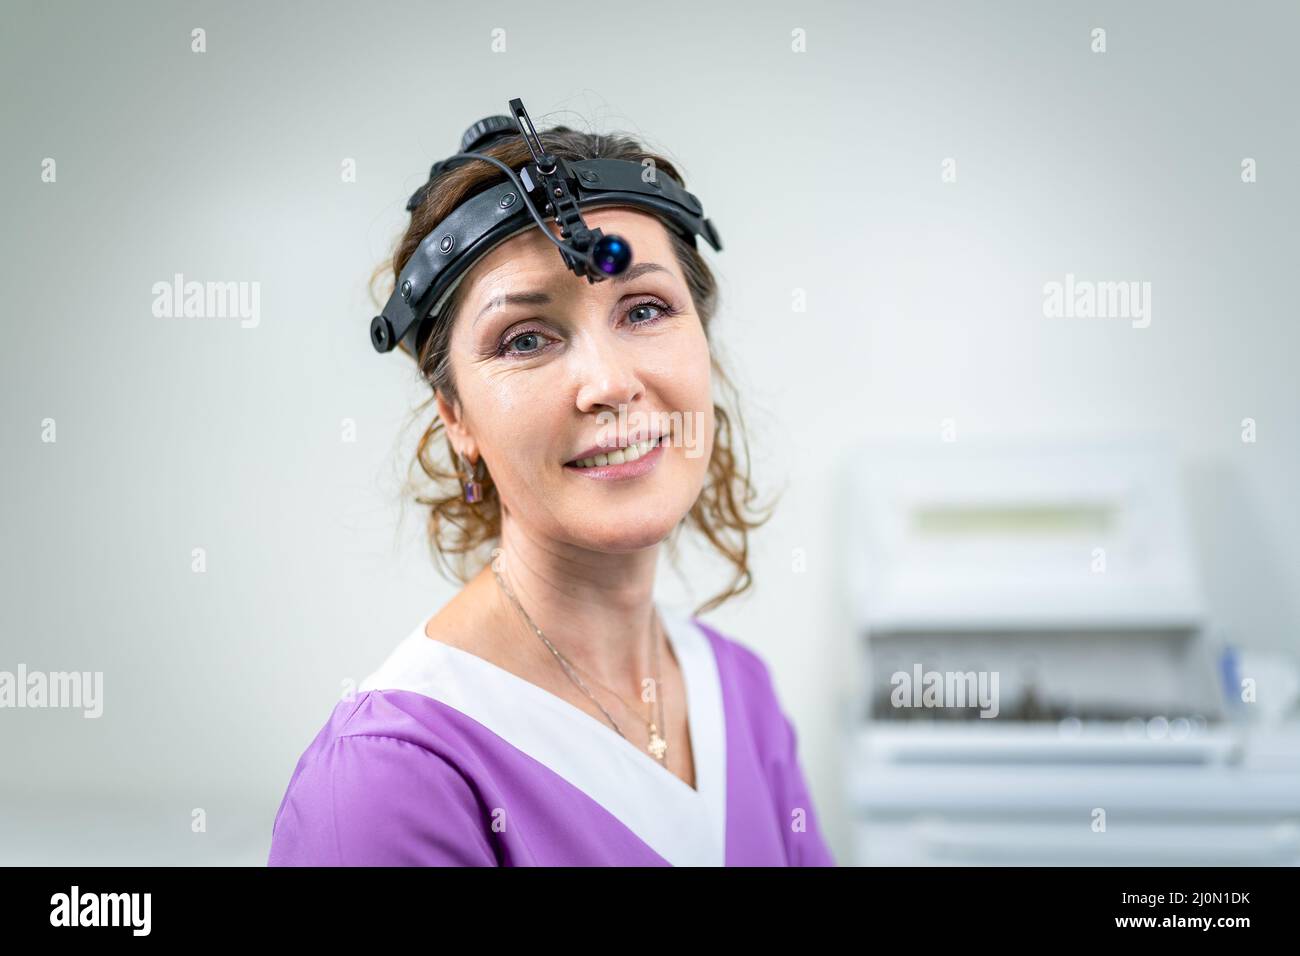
{"left": 434, "top": 389, "right": 476, "bottom": 461}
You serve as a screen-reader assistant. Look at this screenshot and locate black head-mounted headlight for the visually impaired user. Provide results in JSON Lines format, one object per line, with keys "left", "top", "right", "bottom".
{"left": 369, "top": 97, "right": 723, "bottom": 360}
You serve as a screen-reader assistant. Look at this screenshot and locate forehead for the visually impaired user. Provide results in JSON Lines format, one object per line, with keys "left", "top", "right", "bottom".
{"left": 458, "top": 207, "right": 684, "bottom": 309}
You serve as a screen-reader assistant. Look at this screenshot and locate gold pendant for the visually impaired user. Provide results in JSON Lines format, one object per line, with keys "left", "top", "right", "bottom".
{"left": 647, "top": 724, "right": 668, "bottom": 761}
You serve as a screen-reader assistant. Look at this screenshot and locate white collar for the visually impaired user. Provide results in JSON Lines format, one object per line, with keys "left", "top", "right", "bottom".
{"left": 358, "top": 600, "right": 727, "bottom": 866}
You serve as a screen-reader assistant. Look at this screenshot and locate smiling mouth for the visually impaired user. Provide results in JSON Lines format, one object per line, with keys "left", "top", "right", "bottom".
{"left": 565, "top": 433, "right": 668, "bottom": 469}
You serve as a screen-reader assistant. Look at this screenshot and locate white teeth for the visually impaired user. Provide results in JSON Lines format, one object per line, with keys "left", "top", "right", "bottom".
{"left": 570, "top": 437, "right": 660, "bottom": 469}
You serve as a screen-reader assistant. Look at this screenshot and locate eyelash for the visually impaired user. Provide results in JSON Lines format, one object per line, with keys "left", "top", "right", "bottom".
{"left": 495, "top": 297, "right": 678, "bottom": 358}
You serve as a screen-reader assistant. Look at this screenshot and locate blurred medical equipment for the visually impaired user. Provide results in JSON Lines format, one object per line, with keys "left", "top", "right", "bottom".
{"left": 839, "top": 436, "right": 1300, "bottom": 865}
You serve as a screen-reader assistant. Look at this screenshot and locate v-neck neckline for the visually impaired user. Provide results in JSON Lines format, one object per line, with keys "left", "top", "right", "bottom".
{"left": 361, "top": 599, "right": 729, "bottom": 865}
{"left": 421, "top": 599, "right": 701, "bottom": 797}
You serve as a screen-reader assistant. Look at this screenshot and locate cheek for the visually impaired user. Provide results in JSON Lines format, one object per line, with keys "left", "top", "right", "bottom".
{"left": 674, "top": 331, "right": 713, "bottom": 418}
{"left": 662, "top": 331, "right": 714, "bottom": 466}
{"left": 461, "top": 371, "right": 556, "bottom": 475}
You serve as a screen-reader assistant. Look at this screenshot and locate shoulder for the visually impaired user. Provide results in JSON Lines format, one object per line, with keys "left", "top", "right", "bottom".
{"left": 685, "top": 615, "right": 793, "bottom": 745}
{"left": 688, "top": 616, "right": 781, "bottom": 700}
{"left": 275, "top": 681, "right": 480, "bottom": 784}
{"left": 689, "top": 616, "right": 836, "bottom": 866}
{"left": 267, "top": 690, "right": 497, "bottom": 866}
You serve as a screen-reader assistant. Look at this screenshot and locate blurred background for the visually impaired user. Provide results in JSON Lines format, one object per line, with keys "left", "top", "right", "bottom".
{"left": 1, "top": 0, "right": 1297, "bottom": 865}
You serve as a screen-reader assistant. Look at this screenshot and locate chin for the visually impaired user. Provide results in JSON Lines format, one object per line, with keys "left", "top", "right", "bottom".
{"left": 567, "top": 513, "right": 684, "bottom": 553}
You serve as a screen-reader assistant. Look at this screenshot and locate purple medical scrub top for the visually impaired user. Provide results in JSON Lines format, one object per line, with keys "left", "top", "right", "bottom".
{"left": 268, "top": 603, "right": 835, "bottom": 866}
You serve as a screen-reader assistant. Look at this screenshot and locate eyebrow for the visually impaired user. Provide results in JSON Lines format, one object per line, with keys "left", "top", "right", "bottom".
{"left": 472, "top": 261, "right": 673, "bottom": 327}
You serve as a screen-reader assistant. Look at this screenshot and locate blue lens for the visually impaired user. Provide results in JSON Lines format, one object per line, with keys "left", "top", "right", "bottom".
{"left": 593, "top": 235, "right": 632, "bottom": 275}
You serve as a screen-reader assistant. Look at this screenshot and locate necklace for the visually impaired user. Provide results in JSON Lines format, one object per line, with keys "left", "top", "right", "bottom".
{"left": 567, "top": 617, "right": 671, "bottom": 761}
{"left": 491, "top": 566, "right": 669, "bottom": 763}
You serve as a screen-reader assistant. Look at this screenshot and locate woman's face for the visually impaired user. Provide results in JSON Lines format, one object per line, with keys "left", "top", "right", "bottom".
{"left": 436, "top": 207, "right": 715, "bottom": 553}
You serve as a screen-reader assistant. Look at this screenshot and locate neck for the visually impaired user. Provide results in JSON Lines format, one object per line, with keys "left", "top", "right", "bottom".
{"left": 480, "top": 520, "right": 663, "bottom": 694}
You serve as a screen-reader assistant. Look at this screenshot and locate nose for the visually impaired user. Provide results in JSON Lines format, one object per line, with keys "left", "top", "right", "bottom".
{"left": 571, "top": 329, "right": 645, "bottom": 415}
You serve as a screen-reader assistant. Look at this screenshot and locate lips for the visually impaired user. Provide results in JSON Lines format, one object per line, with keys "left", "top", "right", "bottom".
{"left": 564, "top": 427, "right": 667, "bottom": 466}
{"left": 565, "top": 431, "right": 668, "bottom": 469}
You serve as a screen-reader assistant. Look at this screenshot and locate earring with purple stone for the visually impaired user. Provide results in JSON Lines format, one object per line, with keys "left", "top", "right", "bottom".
{"left": 459, "top": 450, "right": 483, "bottom": 504}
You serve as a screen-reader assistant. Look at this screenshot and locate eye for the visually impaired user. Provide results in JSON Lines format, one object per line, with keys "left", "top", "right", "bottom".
{"left": 626, "top": 297, "right": 676, "bottom": 326}
{"left": 493, "top": 297, "right": 679, "bottom": 358}
{"left": 497, "top": 325, "right": 551, "bottom": 357}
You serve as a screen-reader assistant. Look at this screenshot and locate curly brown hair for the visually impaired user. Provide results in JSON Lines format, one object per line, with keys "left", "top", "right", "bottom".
{"left": 368, "top": 124, "right": 776, "bottom": 616}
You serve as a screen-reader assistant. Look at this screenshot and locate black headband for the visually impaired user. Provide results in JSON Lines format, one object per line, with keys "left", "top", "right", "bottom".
{"left": 370, "top": 98, "right": 723, "bottom": 360}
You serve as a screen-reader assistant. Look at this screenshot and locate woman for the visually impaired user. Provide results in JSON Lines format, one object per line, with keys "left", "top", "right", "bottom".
{"left": 267, "top": 117, "right": 834, "bottom": 866}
